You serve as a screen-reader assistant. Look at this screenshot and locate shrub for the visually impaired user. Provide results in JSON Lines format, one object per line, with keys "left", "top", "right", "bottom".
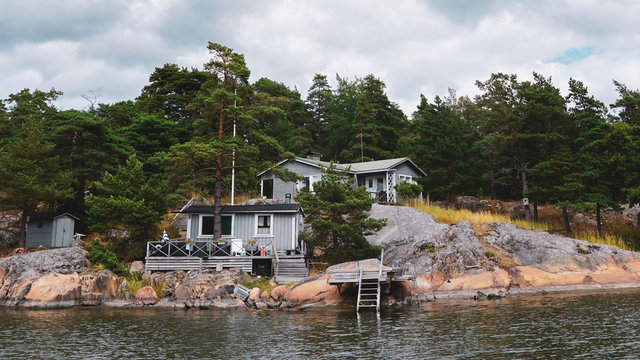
{"left": 395, "top": 182, "right": 423, "bottom": 200}
{"left": 84, "top": 240, "right": 130, "bottom": 277}
{"left": 242, "top": 277, "right": 274, "bottom": 293}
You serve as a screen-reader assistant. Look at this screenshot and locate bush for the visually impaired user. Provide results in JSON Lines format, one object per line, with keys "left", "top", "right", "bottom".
{"left": 395, "top": 182, "right": 423, "bottom": 200}
{"left": 84, "top": 240, "right": 130, "bottom": 277}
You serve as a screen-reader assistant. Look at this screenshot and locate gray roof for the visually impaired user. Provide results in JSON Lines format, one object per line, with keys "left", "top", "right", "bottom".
{"left": 258, "top": 156, "right": 426, "bottom": 177}
{"left": 28, "top": 212, "right": 79, "bottom": 221}
{"left": 178, "top": 204, "right": 300, "bottom": 214}
{"left": 347, "top": 157, "right": 426, "bottom": 175}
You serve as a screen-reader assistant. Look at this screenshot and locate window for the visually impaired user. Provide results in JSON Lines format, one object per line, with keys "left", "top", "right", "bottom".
{"left": 200, "top": 215, "right": 233, "bottom": 236}
{"left": 368, "top": 179, "right": 373, "bottom": 188}
{"left": 256, "top": 215, "right": 272, "bottom": 235}
{"left": 262, "top": 179, "right": 273, "bottom": 199}
{"left": 302, "top": 176, "right": 311, "bottom": 191}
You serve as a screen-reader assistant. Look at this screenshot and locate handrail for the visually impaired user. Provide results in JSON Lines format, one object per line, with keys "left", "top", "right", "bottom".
{"left": 377, "top": 248, "right": 384, "bottom": 312}
{"left": 356, "top": 264, "right": 363, "bottom": 312}
{"left": 378, "top": 248, "right": 384, "bottom": 280}
{"left": 271, "top": 238, "right": 280, "bottom": 277}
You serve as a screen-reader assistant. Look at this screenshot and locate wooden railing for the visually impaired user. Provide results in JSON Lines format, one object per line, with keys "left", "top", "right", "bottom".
{"left": 271, "top": 238, "right": 280, "bottom": 277}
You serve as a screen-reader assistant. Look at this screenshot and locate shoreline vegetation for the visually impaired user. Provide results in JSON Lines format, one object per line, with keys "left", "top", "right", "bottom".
{"left": 410, "top": 201, "right": 636, "bottom": 251}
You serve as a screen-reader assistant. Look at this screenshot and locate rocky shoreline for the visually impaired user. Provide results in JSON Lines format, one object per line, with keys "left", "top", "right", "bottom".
{"left": 2, "top": 204, "right": 640, "bottom": 310}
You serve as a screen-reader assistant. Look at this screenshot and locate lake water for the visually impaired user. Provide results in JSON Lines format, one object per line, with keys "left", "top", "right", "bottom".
{"left": 2, "top": 289, "right": 640, "bottom": 359}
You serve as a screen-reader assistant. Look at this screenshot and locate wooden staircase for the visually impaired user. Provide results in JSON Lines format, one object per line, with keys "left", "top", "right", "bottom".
{"left": 275, "top": 256, "right": 308, "bottom": 284}
{"left": 356, "top": 249, "right": 384, "bottom": 312}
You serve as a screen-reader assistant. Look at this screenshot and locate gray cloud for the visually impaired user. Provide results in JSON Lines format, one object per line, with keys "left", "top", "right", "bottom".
{"left": 0, "top": 0, "right": 639, "bottom": 116}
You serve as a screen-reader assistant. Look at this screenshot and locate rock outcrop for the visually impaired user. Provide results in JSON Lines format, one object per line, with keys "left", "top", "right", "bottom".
{"left": 0, "top": 247, "right": 125, "bottom": 308}
{"left": 366, "top": 204, "right": 640, "bottom": 300}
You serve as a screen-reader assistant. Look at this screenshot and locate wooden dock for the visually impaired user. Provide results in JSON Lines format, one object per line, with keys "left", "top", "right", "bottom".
{"left": 327, "top": 250, "right": 416, "bottom": 312}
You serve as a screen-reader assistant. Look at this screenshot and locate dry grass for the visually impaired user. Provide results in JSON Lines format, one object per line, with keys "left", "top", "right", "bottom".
{"left": 410, "top": 201, "right": 636, "bottom": 252}
{"left": 411, "top": 202, "right": 552, "bottom": 231}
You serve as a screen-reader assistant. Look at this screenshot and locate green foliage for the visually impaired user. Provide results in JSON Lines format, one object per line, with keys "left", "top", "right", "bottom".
{"left": 399, "top": 94, "right": 481, "bottom": 200}
{"left": 84, "top": 240, "right": 130, "bottom": 277}
{"left": 86, "top": 155, "right": 166, "bottom": 260}
{"left": 394, "top": 181, "right": 423, "bottom": 200}
{"left": 484, "top": 250, "right": 496, "bottom": 258}
{"left": 241, "top": 277, "right": 275, "bottom": 293}
{"left": 295, "top": 165, "right": 386, "bottom": 263}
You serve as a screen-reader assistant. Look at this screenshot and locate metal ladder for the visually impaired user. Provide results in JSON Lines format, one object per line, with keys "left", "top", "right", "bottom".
{"left": 356, "top": 249, "right": 384, "bottom": 312}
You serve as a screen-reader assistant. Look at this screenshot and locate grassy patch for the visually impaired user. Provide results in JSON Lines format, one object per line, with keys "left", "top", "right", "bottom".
{"left": 241, "top": 277, "right": 275, "bottom": 294}
{"left": 412, "top": 202, "right": 637, "bottom": 252}
{"left": 126, "top": 275, "right": 165, "bottom": 299}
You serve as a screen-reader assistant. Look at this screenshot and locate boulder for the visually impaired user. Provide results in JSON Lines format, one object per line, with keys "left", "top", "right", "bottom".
{"left": 79, "top": 271, "right": 123, "bottom": 300}
{"left": 283, "top": 274, "right": 343, "bottom": 306}
{"left": 260, "top": 290, "right": 269, "bottom": 302}
{"left": 135, "top": 286, "right": 158, "bottom": 305}
{"left": 23, "top": 273, "right": 82, "bottom": 308}
{"left": 248, "top": 287, "right": 261, "bottom": 301}
{"left": 129, "top": 261, "right": 145, "bottom": 273}
{"left": 204, "top": 285, "right": 233, "bottom": 300}
{"left": 270, "top": 285, "right": 288, "bottom": 301}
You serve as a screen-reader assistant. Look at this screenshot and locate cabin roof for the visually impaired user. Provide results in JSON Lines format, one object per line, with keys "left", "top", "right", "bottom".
{"left": 178, "top": 203, "right": 300, "bottom": 214}
{"left": 258, "top": 156, "right": 426, "bottom": 177}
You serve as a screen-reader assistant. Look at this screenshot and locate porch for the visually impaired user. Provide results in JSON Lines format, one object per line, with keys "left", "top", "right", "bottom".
{"left": 144, "top": 238, "right": 307, "bottom": 281}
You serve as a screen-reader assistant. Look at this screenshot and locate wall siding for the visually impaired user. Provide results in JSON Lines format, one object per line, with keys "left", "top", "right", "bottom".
{"left": 190, "top": 215, "right": 199, "bottom": 239}
{"left": 26, "top": 220, "right": 54, "bottom": 248}
{"left": 233, "top": 214, "right": 254, "bottom": 241}
{"left": 260, "top": 160, "right": 324, "bottom": 201}
{"left": 394, "top": 162, "right": 423, "bottom": 181}
{"left": 272, "top": 214, "right": 294, "bottom": 250}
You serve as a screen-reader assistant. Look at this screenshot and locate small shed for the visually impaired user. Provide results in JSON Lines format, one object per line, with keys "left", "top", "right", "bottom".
{"left": 26, "top": 213, "right": 79, "bottom": 248}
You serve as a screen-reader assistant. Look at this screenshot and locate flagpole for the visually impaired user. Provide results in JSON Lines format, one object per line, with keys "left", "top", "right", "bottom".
{"left": 231, "top": 88, "right": 236, "bottom": 205}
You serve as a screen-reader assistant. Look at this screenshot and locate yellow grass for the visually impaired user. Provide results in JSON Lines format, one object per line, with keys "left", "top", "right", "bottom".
{"left": 410, "top": 201, "right": 634, "bottom": 252}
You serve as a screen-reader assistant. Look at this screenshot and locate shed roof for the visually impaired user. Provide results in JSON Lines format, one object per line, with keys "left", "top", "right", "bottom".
{"left": 178, "top": 204, "right": 300, "bottom": 214}
{"left": 28, "top": 212, "right": 79, "bottom": 221}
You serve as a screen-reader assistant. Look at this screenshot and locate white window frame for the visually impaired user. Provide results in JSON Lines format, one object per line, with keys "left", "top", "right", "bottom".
{"left": 254, "top": 214, "right": 274, "bottom": 237}
{"left": 398, "top": 174, "right": 414, "bottom": 184}
{"left": 297, "top": 174, "right": 321, "bottom": 193}
{"left": 198, "top": 214, "right": 235, "bottom": 238}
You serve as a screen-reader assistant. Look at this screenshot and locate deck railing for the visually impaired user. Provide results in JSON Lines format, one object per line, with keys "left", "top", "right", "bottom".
{"left": 146, "top": 239, "right": 278, "bottom": 258}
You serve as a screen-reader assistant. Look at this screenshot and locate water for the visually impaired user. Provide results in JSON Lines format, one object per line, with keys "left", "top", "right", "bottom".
{"left": 2, "top": 289, "right": 640, "bottom": 359}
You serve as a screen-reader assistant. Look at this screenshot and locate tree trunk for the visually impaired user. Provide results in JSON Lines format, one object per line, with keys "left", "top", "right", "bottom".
{"left": 596, "top": 203, "right": 603, "bottom": 238}
{"left": 562, "top": 206, "right": 572, "bottom": 234}
{"left": 520, "top": 166, "right": 532, "bottom": 221}
{"left": 533, "top": 200, "right": 539, "bottom": 222}
{"left": 213, "top": 156, "right": 223, "bottom": 240}
{"left": 19, "top": 208, "right": 27, "bottom": 249}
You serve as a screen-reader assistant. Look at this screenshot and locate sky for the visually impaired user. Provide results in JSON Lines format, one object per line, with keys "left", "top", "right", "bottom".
{"left": 1, "top": 0, "right": 639, "bottom": 116}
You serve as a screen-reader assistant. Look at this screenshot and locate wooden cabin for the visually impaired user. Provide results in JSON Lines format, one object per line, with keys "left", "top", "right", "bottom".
{"left": 258, "top": 156, "right": 426, "bottom": 204}
{"left": 145, "top": 204, "right": 308, "bottom": 283}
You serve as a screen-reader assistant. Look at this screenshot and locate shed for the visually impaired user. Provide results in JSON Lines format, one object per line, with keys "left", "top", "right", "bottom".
{"left": 26, "top": 213, "right": 79, "bottom": 248}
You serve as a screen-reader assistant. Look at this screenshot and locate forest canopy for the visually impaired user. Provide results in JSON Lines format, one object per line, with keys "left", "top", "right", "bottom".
{"left": 1, "top": 42, "right": 639, "bottom": 252}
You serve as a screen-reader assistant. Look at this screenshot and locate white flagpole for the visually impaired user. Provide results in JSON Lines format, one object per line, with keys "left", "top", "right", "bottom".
{"left": 231, "top": 88, "right": 237, "bottom": 205}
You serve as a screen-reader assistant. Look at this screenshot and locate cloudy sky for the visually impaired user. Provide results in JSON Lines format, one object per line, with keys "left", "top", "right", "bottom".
{"left": 1, "top": 0, "right": 639, "bottom": 115}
